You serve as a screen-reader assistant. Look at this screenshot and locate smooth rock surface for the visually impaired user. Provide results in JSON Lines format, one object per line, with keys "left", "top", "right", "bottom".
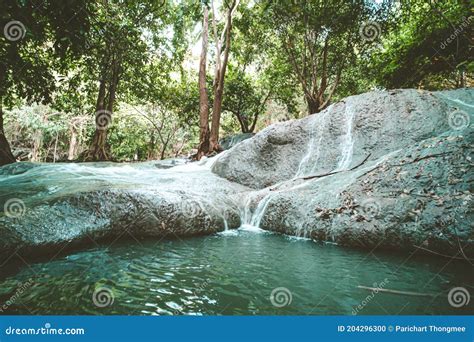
{"left": 0, "top": 160, "right": 249, "bottom": 262}
{"left": 243, "top": 131, "right": 473, "bottom": 255}
{"left": 233, "top": 88, "right": 473, "bottom": 256}
{"left": 213, "top": 89, "right": 472, "bottom": 189}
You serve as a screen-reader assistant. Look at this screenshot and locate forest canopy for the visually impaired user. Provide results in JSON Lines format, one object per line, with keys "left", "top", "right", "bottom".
{"left": 0, "top": 0, "right": 472, "bottom": 165}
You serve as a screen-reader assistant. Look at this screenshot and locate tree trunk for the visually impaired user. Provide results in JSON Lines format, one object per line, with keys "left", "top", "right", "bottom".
{"left": 234, "top": 111, "right": 249, "bottom": 133}
{"left": 86, "top": 53, "right": 120, "bottom": 162}
{"left": 88, "top": 129, "right": 109, "bottom": 161}
{"left": 148, "top": 131, "right": 156, "bottom": 160}
{"left": 0, "top": 99, "right": 15, "bottom": 166}
{"left": 160, "top": 142, "right": 168, "bottom": 160}
{"left": 53, "top": 132, "right": 59, "bottom": 162}
{"left": 209, "top": 3, "right": 235, "bottom": 152}
{"left": 209, "top": 79, "right": 225, "bottom": 151}
{"left": 68, "top": 122, "right": 78, "bottom": 160}
{"left": 86, "top": 77, "right": 108, "bottom": 161}
{"left": 31, "top": 129, "right": 43, "bottom": 162}
{"left": 249, "top": 111, "right": 259, "bottom": 133}
{"left": 306, "top": 95, "right": 320, "bottom": 114}
{"left": 196, "top": 5, "right": 210, "bottom": 160}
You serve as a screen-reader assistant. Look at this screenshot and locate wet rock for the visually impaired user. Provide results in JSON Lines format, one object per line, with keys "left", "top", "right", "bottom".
{"left": 0, "top": 161, "right": 248, "bottom": 262}
{"left": 251, "top": 131, "right": 473, "bottom": 256}
{"left": 235, "top": 88, "right": 473, "bottom": 256}
{"left": 213, "top": 89, "right": 471, "bottom": 189}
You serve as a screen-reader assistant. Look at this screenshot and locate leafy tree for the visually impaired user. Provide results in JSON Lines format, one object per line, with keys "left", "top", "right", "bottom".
{"left": 196, "top": 0, "right": 240, "bottom": 158}
{"left": 223, "top": 64, "right": 270, "bottom": 133}
{"left": 258, "top": 0, "right": 392, "bottom": 114}
{"left": 0, "top": 0, "right": 92, "bottom": 165}
{"left": 80, "top": 0, "right": 170, "bottom": 161}
{"left": 372, "top": 0, "right": 473, "bottom": 89}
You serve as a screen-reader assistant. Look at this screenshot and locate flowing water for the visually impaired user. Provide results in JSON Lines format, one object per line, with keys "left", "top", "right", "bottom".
{"left": 0, "top": 229, "right": 472, "bottom": 315}
{"left": 335, "top": 100, "right": 356, "bottom": 171}
{"left": 244, "top": 100, "right": 357, "bottom": 228}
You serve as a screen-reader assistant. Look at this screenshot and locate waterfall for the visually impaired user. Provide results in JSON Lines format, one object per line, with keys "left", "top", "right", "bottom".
{"left": 240, "top": 189, "right": 272, "bottom": 228}
{"left": 336, "top": 99, "right": 356, "bottom": 171}
{"left": 294, "top": 105, "right": 332, "bottom": 177}
{"left": 248, "top": 192, "right": 273, "bottom": 227}
{"left": 241, "top": 100, "right": 358, "bottom": 230}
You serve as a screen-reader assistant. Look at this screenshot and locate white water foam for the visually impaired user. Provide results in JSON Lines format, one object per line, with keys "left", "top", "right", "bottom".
{"left": 242, "top": 100, "right": 358, "bottom": 230}
{"left": 336, "top": 99, "right": 357, "bottom": 171}
{"left": 295, "top": 105, "right": 332, "bottom": 177}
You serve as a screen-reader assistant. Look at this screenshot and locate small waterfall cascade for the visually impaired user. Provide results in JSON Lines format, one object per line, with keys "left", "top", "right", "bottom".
{"left": 247, "top": 191, "right": 273, "bottom": 228}
{"left": 240, "top": 190, "right": 272, "bottom": 229}
{"left": 294, "top": 105, "right": 332, "bottom": 177}
{"left": 241, "top": 100, "right": 358, "bottom": 230}
{"left": 335, "top": 99, "right": 357, "bottom": 171}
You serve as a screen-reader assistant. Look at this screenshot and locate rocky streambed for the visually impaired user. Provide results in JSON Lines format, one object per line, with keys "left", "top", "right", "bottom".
{"left": 1, "top": 88, "right": 473, "bottom": 264}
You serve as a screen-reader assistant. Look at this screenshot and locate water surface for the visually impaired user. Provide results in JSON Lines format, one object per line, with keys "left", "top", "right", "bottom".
{"left": 0, "top": 229, "right": 472, "bottom": 315}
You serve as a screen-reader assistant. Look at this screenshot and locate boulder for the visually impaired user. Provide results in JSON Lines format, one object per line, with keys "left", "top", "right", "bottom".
{"left": 0, "top": 160, "right": 249, "bottom": 262}
{"left": 213, "top": 89, "right": 472, "bottom": 189}
{"left": 221, "top": 88, "right": 473, "bottom": 255}
{"left": 245, "top": 131, "right": 473, "bottom": 256}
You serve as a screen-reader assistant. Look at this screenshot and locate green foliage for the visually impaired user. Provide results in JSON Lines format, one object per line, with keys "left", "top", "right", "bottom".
{"left": 0, "top": 0, "right": 92, "bottom": 105}
{"left": 372, "top": 0, "right": 473, "bottom": 89}
{"left": 2, "top": 0, "right": 471, "bottom": 164}
{"left": 222, "top": 64, "right": 270, "bottom": 133}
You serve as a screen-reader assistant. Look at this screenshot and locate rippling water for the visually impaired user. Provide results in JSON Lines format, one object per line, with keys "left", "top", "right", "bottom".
{"left": 0, "top": 229, "right": 472, "bottom": 315}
